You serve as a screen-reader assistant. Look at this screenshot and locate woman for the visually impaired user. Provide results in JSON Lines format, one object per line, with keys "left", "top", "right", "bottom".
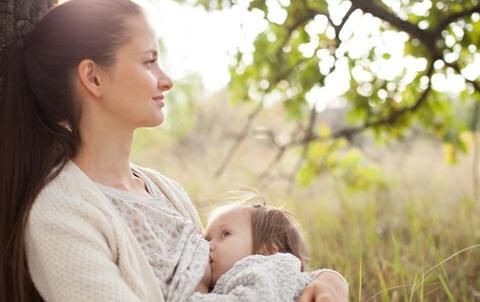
{"left": 0, "top": 0, "right": 348, "bottom": 301}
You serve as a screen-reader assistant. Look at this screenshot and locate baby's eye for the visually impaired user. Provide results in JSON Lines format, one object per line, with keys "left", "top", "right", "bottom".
{"left": 221, "top": 231, "right": 231, "bottom": 239}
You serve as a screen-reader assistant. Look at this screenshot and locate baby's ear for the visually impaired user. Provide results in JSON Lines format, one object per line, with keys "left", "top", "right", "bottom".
{"left": 258, "top": 244, "right": 279, "bottom": 255}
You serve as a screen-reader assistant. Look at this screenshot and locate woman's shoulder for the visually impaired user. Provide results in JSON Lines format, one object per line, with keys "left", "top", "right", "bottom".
{"left": 37, "top": 161, "right": 100, "bottom": 198}
{"left": 31, "top": 161, "right": 113, "bottom": 222}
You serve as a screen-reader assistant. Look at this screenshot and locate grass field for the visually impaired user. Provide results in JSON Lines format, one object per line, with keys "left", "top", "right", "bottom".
{"left": 132, "top": 99, "right": 480, "bottom": 301}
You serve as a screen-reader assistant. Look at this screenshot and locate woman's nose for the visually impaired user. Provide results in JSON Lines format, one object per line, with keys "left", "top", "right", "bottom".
{"left": 157, "top": 69, "right": 173, "bottom": 91}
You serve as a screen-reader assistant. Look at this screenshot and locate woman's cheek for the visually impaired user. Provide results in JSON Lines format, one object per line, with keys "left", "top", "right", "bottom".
{"left": 140, "top": 71, "right": 156, "bottom": 90}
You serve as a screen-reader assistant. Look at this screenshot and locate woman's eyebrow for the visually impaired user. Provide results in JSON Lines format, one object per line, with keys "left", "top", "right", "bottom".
{"left": 144, "top": 49, "right": 157, "bottom": 56}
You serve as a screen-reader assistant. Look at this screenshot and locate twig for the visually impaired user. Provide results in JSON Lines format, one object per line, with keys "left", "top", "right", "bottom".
{"left": 432, "top": 5, "right": 480, "bottom": 37}
{"left": 349, "top": 0, "right": 435, "bottom": 43}
{"left": 286, "top": 104, "right": 318, "bottom": 193}
{"left": 278, "top": 0, "right": 327, "bottom": 51}
{"left": 256, "top": 122, "right": 304, "bottom": 182}
{"left": 332, "top": 4, "right": 357, "bottom": 47}
{"left": 214, "top": 100, "right": 264, "bottom": 178}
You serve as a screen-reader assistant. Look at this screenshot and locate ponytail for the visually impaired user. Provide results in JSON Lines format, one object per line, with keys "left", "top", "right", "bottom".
{"left": 0, "top": 37, "right": 69, "bottom": 302}
{"left": 0, "top": 1, "right": 143, "bottom": 301}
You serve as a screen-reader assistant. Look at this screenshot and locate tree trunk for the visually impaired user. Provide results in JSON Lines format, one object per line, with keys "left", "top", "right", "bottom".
{"left": 0, "top": 0, "right": 57, "bottom": 84}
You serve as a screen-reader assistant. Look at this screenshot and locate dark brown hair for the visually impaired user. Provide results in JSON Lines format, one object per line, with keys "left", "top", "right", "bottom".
{"left": 250, "top": 204, "right": 310, "bottom": 271}
{"left": 0, "top": 1, "right": 143, "bottom": 301}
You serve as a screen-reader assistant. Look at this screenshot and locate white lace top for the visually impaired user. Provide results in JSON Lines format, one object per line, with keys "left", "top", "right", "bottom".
{"left": 95, "top": 167, "right": 209, "bottom": 302}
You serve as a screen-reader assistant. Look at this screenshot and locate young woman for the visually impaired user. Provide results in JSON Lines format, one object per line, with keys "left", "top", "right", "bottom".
{"left": 0, "top": 0, "right": 348, "bottom": 301}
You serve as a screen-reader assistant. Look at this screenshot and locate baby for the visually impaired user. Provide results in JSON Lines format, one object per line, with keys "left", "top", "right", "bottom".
{"left": 189, "top": 192, "right": 346, "bottom": 301}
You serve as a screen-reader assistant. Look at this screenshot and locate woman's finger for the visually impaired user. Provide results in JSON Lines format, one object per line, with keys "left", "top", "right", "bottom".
{"left": 297, "top": 284, "right": 315, "bottom": 302}
{"left": 314, "top": 293, "right": 336, "bottom": 302}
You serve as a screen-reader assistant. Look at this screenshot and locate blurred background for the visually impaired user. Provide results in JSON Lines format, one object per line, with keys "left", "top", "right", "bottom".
{"left": 57, "top": 0, "right": 480, "bottom": 300}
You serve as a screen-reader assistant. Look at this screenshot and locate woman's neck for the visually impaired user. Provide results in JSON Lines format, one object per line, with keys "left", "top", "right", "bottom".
{"left": 72, "top": 125, "right": 148, "bottom": 195}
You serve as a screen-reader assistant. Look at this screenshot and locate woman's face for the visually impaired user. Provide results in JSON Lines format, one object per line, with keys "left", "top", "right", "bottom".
{"left": 99, "top": 15, "right": 173, "bottom": 129}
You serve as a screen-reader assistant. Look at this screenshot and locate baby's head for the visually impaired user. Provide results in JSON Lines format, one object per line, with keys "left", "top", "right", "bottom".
{"left": 205, "top": 192, "right": 309, "bottom": 285}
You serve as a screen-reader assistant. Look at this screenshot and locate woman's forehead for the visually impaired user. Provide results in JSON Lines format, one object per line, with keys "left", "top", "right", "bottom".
{"left": 121, "top": 16, "right": 158, "bottom": 54}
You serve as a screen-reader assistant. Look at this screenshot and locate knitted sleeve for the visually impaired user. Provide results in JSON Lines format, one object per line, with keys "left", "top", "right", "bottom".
{"left": 24, "top": 187, "right": 143, "bottom": 302}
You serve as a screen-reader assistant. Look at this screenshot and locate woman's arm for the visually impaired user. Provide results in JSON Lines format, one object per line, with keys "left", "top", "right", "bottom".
{"left": 298, "top": 269, "right": 349, "bottom": 302}
{"left": 25, "top": 194, "right": 145, "bottom": 302}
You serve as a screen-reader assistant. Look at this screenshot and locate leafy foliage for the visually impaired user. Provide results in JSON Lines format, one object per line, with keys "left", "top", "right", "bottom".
{"left": 173, "top": 0, "right": 480, "bottom": 189}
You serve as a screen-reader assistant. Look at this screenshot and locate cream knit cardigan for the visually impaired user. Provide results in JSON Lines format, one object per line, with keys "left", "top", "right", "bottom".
{"left": 25, "top": 161, "right": 203, "bottom": 302}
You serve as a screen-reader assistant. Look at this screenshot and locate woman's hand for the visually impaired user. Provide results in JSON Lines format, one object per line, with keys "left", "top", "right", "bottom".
{"left": 298, "top": 271, "right": 348, "bottom": 302}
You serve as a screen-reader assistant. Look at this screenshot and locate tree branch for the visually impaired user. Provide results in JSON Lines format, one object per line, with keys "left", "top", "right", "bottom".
{"left": 333, "top": 4, "right": 357, "bottom": 46}
{"left": 349, "top": 0, "right": 438, "bottom": 56}
{"left": 216, "top": 0, "right": 479, "bottom": 184}
{"left": 432, "top": 5, "right": 480, "bottom": 37}
{"left": 255, "top": 122, "right": 304, "bottom": 181}
{"left": 287, "top": 104, "right": 318, "bottom": 192}
{"left": 215, "top": 100, "right": 264, "bottom": 178}
{"left": 282, "top": 60, "right": 435, "bottom": 148}
{"left": 280, "top": 5, "right": 325, "bottom": 51}
{"left": 252, "top": 55, "right": 436, "bottom": 185}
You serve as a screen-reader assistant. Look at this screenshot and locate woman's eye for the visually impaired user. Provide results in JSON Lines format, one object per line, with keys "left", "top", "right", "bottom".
{"left": 146, "top": 58, "right": 157, "bottom": 65}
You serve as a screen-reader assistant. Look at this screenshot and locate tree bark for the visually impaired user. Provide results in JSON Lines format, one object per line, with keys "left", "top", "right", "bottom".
{"left": 0, "top": 0, "right": 57, "bottom": 84}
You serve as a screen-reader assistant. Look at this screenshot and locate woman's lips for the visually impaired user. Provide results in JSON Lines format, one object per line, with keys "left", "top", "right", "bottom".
{"left": 153, "top": 95, "right": 164, "bottom": 107}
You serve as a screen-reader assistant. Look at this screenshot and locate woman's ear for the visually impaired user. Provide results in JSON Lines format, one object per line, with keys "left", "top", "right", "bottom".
{"left": 77, "top": 59, "right": 103, "bottom": 99}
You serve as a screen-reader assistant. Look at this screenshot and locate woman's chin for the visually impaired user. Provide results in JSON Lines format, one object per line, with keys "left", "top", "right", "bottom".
{"left": 143, "top": 114, "right": 165, "bottom": 128}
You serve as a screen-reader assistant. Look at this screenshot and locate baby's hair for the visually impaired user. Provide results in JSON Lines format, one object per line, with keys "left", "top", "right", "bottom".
{"left": 210, "top": 189, "right": 309, "bottom": 271}
{"left": 249, "top": 204, "right": 309, "bottom": 271}
{"left": 211, "top": 187, "right": 267, "bottom": 206}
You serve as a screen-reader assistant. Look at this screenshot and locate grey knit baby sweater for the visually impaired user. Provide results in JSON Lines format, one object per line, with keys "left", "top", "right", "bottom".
{"left": 189, "top": 253, "right": 315, "bottom": 302}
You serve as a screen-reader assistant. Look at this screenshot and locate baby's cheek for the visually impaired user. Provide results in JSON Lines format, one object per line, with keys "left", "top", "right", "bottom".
{"left": 222, "top": 257, "right": 237, "bottom": 274}
{"left": 211, "top": 259, "right": 230, "bottom": 285}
